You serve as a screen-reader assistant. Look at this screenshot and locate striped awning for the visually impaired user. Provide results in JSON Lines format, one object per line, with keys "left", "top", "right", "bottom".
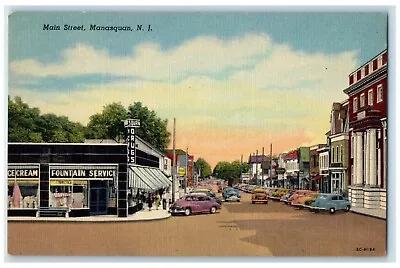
{"left": 129, "top": 166, "right": 171, "bottom": 191}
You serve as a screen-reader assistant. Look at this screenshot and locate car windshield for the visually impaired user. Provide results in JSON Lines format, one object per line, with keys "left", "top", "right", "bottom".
{"left": 318, "top": 195, "right": 329, "bottom": 199}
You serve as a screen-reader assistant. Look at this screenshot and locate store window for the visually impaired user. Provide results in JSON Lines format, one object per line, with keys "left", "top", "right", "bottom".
{"left": 50, "top": 180, "right": 88, "bottom": 208}
{"left": 377, "top": 84, "right": 383, "bottom": 103}
{"left": 7, "top": 180, "right": 39, "bottom": 209}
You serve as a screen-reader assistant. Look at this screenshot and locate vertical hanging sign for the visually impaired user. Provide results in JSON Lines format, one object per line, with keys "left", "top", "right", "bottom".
{"left": 124, "top": 119, "right": 140, "bottom": 164}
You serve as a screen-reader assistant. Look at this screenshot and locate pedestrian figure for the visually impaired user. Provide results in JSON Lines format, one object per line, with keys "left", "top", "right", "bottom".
{"left": 147, "top": 193, "right": 153, "bottom": 211}
{"left": 155, "top": 193, "right": 161, "bottom": 210}
{"left": 162, "top": 192, "right": 167, "bottom": 210}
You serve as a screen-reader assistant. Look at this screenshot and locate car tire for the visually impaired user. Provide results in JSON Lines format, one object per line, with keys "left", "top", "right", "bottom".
{"left": 345, "top": 205, "right": 350, "bottom": 212}
{"left": 329, "top": 207, "right": 336, "bottom": 214}
{"left": 251, "top": 201, "right": 255, "bottom": 204}
{"left": 210, "top": 206, "right": 217, "bottom": 214}
{"left": 237, "top": 199, "right": 240, "bottom": 202}
{"left": 184, "top": 208, "right": 191, "bottom": 216}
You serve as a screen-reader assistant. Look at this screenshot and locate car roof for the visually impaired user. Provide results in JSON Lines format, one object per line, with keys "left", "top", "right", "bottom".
{"left": 187, "top": 192, "right": 208, "bottom": 196}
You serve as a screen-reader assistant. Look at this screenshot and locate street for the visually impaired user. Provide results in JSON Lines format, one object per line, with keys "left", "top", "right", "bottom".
{"left": 8, "top": 189, "right": 386, "bottom": 257}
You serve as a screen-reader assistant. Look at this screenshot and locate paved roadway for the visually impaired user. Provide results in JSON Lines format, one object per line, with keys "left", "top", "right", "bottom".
{"left": 8, "top": 187, "right": 386, "bottom": 257}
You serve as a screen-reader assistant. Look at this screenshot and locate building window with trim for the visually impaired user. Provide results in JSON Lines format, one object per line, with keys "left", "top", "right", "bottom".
{"left": 7, "top": 180, "right": 39, "bottom": 209}
{"left": 351, "top": 136, "right": 354, "bottom": 158}
{"left": 336, "top": 146, "right": 339, "bottom": 163}
{"left": 377, "top": 84, "right": 383, "bottom": 103}
{"left": 353, "top": 97, "right": 358, "bottom": 113}
{"left": 368, "top": 89, "right": 374, "bottom": 106}
{"left": 360, "top": 93, "right": 365, "bottom": 108}
{"left": 50, "top": 180, "right": 88, "bottom": 209}
{"left": 340, "top": 145, "right": 343, "bottom": 162}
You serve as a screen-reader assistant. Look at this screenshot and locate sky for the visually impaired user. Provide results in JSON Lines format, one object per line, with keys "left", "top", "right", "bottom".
{"left": 8, "top": 12, "right": 387, "bottom": 168}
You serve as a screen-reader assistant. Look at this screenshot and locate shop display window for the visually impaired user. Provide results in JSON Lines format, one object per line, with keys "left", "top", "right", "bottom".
{"left": 7, "top": 180, "right": 39, "bottom": 209}
{"left": 50, "top": 180, "right": 88, "bottom": 208}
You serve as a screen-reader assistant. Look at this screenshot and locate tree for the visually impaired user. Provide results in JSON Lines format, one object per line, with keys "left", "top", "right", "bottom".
{"left": 85, "top": 101, "right": 171, "bottom": 152}
{"left": 127, "top": 102, "right": 171, "bottom": 151}
{"left": 8, "top": 96, "right": 86, "bottom": 143}
{"left": 194, "top": 158, "right": 212, "bottom": 178}
{"left": 86, "top": 102, "right": 127, "bottom": 141}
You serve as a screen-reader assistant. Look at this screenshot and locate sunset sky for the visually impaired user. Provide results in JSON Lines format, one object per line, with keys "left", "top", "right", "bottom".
{"left": 8, "top": 12, "right": 387, "bottom": 168}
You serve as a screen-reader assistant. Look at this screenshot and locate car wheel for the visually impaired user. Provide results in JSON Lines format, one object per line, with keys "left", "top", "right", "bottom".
{"left": 210, "top": 207, "right": 217, "bottom": 214}
{"left": 329, "top": 207, "right": 336, "bottom": 214}
{"left": 184, "top": 208, "right": 191, "bottom": 216}
{"left": 345, "top": 205, "right": 350, "bottom": 212}
{"left": 237, "top": 199, "right": 240, "bottom": 202}
{"left": 251, "top": 201, "right": 255, "bottom": 204}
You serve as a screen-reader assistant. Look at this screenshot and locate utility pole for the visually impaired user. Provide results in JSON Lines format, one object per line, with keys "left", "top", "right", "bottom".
{"left": 262, "top": 147, "right": 265, "bottom": 187}
{"left": 256, "top": 150, "right": 258, "bottom": 186}
{"left": 269, "top": 143, "right": 273, "bottom": 188}
{"left": 185, "top": 146, "right": 188, "bottom": 194}
{"left": 172, "top": 118, "right": 176, "bottom": 202}
{"left": 240, "top": 155, "right": 243, "bottom": 183}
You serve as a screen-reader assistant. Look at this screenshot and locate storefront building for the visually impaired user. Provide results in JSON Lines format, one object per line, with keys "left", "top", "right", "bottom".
{"left": 317, "top": 146, "right": 330, "bottom": 193}
{"left": 309, "top": 144, "right": 325, "bottom": 191}
{"left": 328, "top": 100, "right": 349, "bottom": 195}
{"left": 344, "top": 49, "right": 387, "bottom": 210}
{"left": 7, "top": 141, "right": 171, "bottom": 218}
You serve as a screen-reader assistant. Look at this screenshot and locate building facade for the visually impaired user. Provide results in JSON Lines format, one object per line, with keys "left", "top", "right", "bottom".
{"left": 328, "top": 101, "right": 350, "bottom": 195}
{"left": 317, "top": 145, "right": 330, "bottom": 193}
{"left": 248, "top": 154, "right": 268, "bottom": 185}
{"left": 309, "top": 144, "right": 326, "bottom": 191}
{"left": 344, "top": 49, "right": 387, "bottom": 210}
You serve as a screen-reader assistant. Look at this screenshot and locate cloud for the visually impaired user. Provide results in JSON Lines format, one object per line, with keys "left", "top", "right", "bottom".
{"left": 9, "top": 34, "right": 273, "bottom": 82}
{"left": 8, "top": 33, "right": 359, "bottom": 167}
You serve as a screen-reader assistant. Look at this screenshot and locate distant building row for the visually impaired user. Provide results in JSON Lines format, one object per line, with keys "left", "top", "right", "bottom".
{"left": 246, "top": 49, "right": 387, "bottom": 211}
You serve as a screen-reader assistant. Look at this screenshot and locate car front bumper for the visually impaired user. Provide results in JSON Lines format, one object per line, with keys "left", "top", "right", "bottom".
{"left": 169, "top": 207, "right": 186, "bottom": 214}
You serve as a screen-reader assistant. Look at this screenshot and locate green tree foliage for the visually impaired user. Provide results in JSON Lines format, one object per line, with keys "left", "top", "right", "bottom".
{"left": 85, "top": 101, "right": 171, "bottom": 152}
{"left": 8, "top": 97, "right": 171, "bottom": 152}
{"left": 194, "top": 158, "right": 212, "bottom": 178}
{"left": 86, "top": 102, "right": 127, "bottom": 141}
{"left": 127, "top": 102, "right": 171, "bottom": 152}
{"left": 213, "top": 160, "right": 250, "bottom": 181}
{"left": 8, "top": 96, "right": 86, "bottom": 143}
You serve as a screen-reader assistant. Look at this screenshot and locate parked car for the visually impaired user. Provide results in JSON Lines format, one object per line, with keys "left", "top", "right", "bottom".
{"left": 291, "top": 192, "right": 319, "bottom": 207}
{"left": 191, "top": 189, "right": 222, "bottom": 205}
{"left": 280, "top": 190, "right": 295, "bottom": 203}
{"left": 223, "top": 189, "right": 241, "bottom": 202}
{"left": 251, "top": 188, "right": 268, "bottom": 204}
{"left": 271, "top": 188, "right": 290, "bottom": 199}
{"left": 169, "top": 193, "right": 221, "bottom": 216}
{"left": 310, "top": 193, "right": 351, "bottom": 214}
{"left": 288, "top": 190, "right": 314, "bottom": 203}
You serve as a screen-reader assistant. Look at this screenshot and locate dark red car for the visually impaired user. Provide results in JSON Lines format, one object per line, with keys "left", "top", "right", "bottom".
{"left": 169, "top": 193, "right": 221, "bottom": 216}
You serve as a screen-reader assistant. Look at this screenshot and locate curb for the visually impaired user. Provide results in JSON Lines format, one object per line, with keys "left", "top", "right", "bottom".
{"left": 7, "top": 213, "right": 172, "bottom": 223}
{"left": 350, "top": 210, "right": 386, "bottom": 220}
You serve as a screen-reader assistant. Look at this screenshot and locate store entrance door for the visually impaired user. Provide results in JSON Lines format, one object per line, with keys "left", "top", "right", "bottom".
{"left": 89, "top": 181, "right": 109, "bottom": 215}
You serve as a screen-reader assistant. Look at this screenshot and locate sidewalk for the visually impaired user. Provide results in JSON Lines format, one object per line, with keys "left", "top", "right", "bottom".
{"left": 7, "top": 209, "right": 171, "bottom": 222}
{"left": 350, "top": 207, "right": 386, "bottom": 220}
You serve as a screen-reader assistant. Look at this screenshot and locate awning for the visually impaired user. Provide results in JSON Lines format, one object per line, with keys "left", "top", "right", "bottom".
{"left": 129, "top": 165, "right": 171, "bottom": 191}
{"left": 314, "top": 175, "right": 322, "bottom": 181}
